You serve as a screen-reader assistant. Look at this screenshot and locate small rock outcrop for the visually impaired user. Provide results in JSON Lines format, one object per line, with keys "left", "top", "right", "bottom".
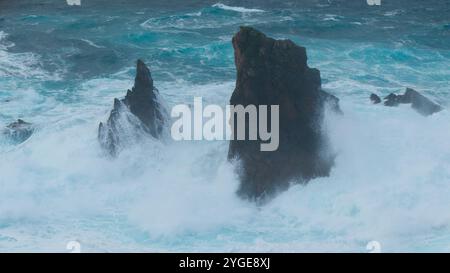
{"left": 98, "top": 60, "right": 165, "bottom": 156}
{"left": 383, "top": 88, "right": 442, "bottom": 116}
{"left": 228, "top": 26, "right": 340, "bottom": 200}
{"left": 2, "top": 119, "right": 34, "bottom": 144}
{"left": 370, "top": 93, "right": 381, "bottom": 104}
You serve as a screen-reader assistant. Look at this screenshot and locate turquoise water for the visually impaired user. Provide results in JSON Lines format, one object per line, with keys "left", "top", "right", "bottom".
{"left": 0, "top": 0, "right": 450, "bottom": 252}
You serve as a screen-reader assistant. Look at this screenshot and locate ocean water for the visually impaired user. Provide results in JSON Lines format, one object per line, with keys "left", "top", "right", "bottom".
{"left": 0, "top": 0, "right": 450, "bottom": 252}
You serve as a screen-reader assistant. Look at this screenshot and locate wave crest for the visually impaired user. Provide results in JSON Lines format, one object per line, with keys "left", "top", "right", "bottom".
{"left": 212, "top": 3, "right": 265, "bottom": 13}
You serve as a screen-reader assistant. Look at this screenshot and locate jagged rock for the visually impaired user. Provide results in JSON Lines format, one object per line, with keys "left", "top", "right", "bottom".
{"left": 404, "top": 88, "right": 442, "bottom": 116}
{"left": 384, "top": 93, "right": 401, "bottom": 107}
{"left": 370, "top": 93, "right": 381, "bottom": 104}
{"left": 2, "top": 119, "right": 34, "bottom": 144}
{"left": 383, "top": 88, "right": 441, "bottom": 116}
{"left": 228, "top": 26, "right": 340, "bottom": 200}
{"left": 98, "top": 60, "right": 165, "bottom": 156}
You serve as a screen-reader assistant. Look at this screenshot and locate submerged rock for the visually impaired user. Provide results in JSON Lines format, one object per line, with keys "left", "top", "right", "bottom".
{"left": 2, "top": 119, "right": 34, "bottom": 144}
{"left": 370, "top": 93, "right": 381, "bottom": 104}
{"left": 404, "top": 88, "right": 442, "bottom": 116}
{"left": 383, "top": 88, "right": 441, "bottom": 116}
{"left": 384, "top": 93, "right": 401, "bottom": 107}
{"left": 228, "top": 26, "right": 340, "bottom": 200}
{"left": 98, "top": 60, "right": 165, "bottom": 156}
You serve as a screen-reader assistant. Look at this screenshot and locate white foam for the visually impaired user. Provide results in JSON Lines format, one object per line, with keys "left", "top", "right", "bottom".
{"left": 212, "top": 3, "right": 265, "bottom": 13}
{"left": 0, "top": 31, "right": 57, "bottom": 80}
{"left": 80, "top": 39, "right": 105, "bottom": 49}
{"left": 1, "top": 58, "right": 450, "bottom": 252}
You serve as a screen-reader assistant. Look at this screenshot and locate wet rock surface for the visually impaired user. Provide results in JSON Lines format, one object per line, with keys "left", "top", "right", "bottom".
{"left": 98, "top": 60, "right": 165, "bottom": 156}
{"left": 2, "top": 119, "right": 34, "bottom": 144}
{"left": 228, "top": 27, "right": 340, "bottom": 200}
{"left": 383, "top": 88, "right": 442, "bottom": 116}
{"left": 370, "top": 93, "right": 381, "bottom": 104}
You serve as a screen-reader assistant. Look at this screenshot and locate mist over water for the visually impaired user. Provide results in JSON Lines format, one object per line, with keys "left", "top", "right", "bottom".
{"left": 0, "top": 0, "right": 449, "bottom": 252}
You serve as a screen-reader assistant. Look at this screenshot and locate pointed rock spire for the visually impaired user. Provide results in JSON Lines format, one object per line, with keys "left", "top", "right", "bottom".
{"left": 98, "top": 60, "right": 165, "bottom": 156}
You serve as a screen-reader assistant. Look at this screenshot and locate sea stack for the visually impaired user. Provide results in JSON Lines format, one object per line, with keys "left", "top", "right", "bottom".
{"left": 383, "top": 88, "right": 442, "bottom": 116}
{"left": 98, "top": 60, "right": 165, "bottom": 156}
{"left": 228, "top": 27, "right": 340, "bottom": 200}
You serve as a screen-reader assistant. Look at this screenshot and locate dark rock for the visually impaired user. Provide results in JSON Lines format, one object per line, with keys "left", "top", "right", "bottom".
{"left": 320, "top": 90, "right": 342, "bottom": 114}
{"left": 122, "top": 60, "right": 165, "bottom": 137}
{"left": 228, "top": 26, "right": 340, "bottom": 200}
{"left": 384, "top": 93, "right": 401, "bottom": 107}
{"left": 98, "top": 60, "right": 165, "bottom": 156}
{"left": 404, "top": 88, "right": 442, "bottom": 116}
{"left": 383, "top": 88, "right": 441, "bottom": 116}
{"left": 370, "top": 93, "right": 381, "bottom": 104}
{"left": 2, "top": 119, "right": 34, "bottom": 144}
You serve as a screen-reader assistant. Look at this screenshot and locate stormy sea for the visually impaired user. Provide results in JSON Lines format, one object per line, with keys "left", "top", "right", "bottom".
{"left": 0, "top": 0, "right": 449, "bottom": 252}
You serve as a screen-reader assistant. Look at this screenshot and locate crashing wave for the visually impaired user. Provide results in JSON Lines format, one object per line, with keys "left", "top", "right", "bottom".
{"left": 212, "top": 3, "right": 265, "bottom": 13}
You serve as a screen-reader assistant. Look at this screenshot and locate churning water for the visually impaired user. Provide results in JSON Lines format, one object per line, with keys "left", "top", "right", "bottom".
{"left": 0, "top": 0, "right": 449, "bottom": 252}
